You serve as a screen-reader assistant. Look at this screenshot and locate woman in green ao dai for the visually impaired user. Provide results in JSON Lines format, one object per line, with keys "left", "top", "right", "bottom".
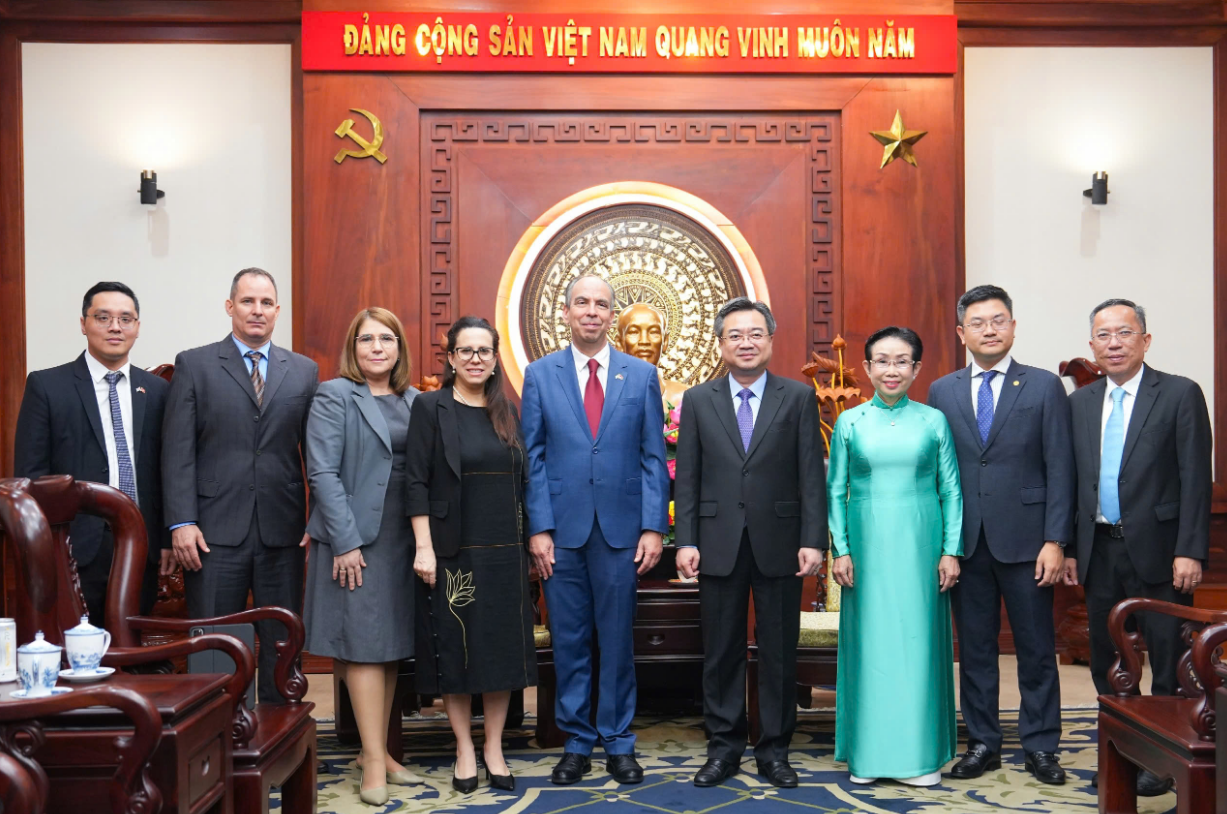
{"left": 827, "top": 326, "right": 963, "bottom": 787}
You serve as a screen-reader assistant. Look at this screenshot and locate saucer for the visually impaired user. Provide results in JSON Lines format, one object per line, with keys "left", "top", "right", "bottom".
{"left": 11, "top": 687, "right": 72, "bottom": 698}
{"left": 59, "top": 667, "right": 115, "bottom": 682}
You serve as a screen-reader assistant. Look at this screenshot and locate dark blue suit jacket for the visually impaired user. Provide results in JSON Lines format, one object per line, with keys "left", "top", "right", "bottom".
{"left": 928, "top": 359, "right": 1075, "bottom": 562}
{"left": 521, "top": 346, "right": 669, "bottom": 548}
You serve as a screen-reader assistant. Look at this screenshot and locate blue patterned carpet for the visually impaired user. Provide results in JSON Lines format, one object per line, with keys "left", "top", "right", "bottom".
{"left": 302, "top": 710, "right": 1177, "bottom": 814}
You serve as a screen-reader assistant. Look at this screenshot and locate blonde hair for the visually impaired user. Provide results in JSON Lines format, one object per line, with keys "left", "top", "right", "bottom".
{"left": 339, "top": 307, "right": 412, "bottom": 395}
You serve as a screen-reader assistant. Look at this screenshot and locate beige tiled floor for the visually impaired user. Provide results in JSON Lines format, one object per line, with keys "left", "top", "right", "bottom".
{"left": 303, "top": 654, "right": 1138, "bottom": 721}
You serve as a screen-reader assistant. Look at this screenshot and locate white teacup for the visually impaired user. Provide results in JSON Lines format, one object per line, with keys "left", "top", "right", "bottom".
{"left": 64, "top": 616, "right": 111, "bottom": 675}
{"left": 17, "top": 631, "right": 62, "bottom": 697}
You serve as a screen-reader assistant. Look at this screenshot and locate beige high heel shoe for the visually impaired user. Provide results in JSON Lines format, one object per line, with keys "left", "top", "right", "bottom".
{"left": 358, "top": 765, "right": 390, "bottom": 806}
{"left": 386, "top": 769, "right": 420, "bottom": 786}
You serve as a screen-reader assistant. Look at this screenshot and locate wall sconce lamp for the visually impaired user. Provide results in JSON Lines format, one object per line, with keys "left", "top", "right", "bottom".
{"left": 1083, "top": 171, "right": 1109, "bottom": 205}
{"left": 139, "top": 170, "right": 165, "bottom": 207}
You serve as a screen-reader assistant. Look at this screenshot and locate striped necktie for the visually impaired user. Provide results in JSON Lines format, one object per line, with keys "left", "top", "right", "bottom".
{"left": 246, "top": 351, "right": 265, "bottom": 407}
{"left": 103, "top": 371, "right": 137, "bottom": 503}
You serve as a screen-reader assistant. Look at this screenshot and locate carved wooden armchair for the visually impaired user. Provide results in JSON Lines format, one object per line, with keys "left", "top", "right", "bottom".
{"left": 0, "top": 685, "right": 164, "bottom": 814}
{"left": 1098, "top": 597, "right": 1227, "bottom": 814}
{"left": 10, "top": 475, "right": 316, "bottom": 814}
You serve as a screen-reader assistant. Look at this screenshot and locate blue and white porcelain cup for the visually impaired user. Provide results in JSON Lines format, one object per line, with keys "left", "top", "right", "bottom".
{"left": 17, "top": 632, "right": 62, "bottom": 697}
{"left": 64, "top": 616, "right": 111, "bottom": 675}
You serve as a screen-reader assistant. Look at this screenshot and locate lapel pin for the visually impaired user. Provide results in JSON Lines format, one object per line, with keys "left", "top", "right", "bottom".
{"left": 136, "top": 386, "right": 146, "bottom": 394}
{"left": 1013, "top": 381, "right": 1020, "bottom": 386}
{"left": 615, "top": 373, "right": 624, "bottom": 380}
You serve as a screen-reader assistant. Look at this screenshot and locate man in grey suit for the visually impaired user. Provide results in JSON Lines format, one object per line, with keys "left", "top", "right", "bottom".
{"left": 162, "top": 268, "right": 319, "bottom": 703}
{"left": 928, "top": 285, "right": 1074, "bottom": 786}
{"left": 1063, "top": 298, "right": 1212, "bottom": 796}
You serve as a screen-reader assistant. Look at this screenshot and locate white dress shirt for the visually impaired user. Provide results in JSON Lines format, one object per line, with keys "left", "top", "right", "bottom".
{"left": 729, "top": 371, "right": 768, "bottom": 426}
{"left": 1096, "top": 364, "right": 1146, "bottom": 522}
{"left": 83, "top": 351, "right": 138, "bottom": 505}
{"left": 970, "top": 355, "right": 1011, "bottom": 419}
{"left": 571, "top": 341, "right": 610, "bottom": 394}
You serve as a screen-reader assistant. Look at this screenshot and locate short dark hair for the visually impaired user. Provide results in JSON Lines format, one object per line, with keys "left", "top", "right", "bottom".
{"left": 865, "top": 326, "right": 923, "bottom": 362}
{"left": 957, "top": 284, "right": 1013, "bottom": 324}
{"left": 82, "top": 281, "right": 139, "bottom": 318}
{"left": 713, "top": 297, "right": 776, "bottom": 337}
{"left": 1090, "top": 298, "right": 1147, "bottom": 334}
{"left": 230, "top": 267, "right": 279, "bottom": 301}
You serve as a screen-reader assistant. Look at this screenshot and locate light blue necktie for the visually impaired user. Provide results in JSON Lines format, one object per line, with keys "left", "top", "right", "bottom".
{"left": 1099, "top": 387, "right": 1127, "bottom": 524}
{"left": 977, "top": 370, "right": 997, "bottom": 445}
{"left": 104, "top": 371, "right": 137, "bottom": 503}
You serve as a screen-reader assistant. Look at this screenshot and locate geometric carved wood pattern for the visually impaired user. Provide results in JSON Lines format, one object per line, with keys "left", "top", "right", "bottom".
{"left": 424, "top": 115, "right": 839, "bottom": 376}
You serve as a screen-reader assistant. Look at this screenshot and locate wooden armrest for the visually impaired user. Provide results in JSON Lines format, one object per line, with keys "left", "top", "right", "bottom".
{"left": 0, "top": 752, "right": 41, "bottom": 814}
{"left": 1187, "top": 620, "right": 1227, "bottom": 740}
{"left": 1106, "top": 597, "right": 1227, "bottom": 696}
{"left": 128, "top": 607, "right": 307, "bottom": 703}
{"left": 103, "top": 633, "right": 258, "bottom": 748}
{"left": 0, "top": 685, "right": 163, "bottom": 814}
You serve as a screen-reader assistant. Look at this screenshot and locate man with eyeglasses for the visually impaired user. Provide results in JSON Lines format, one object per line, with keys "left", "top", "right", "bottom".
{"left": 928, "top": 284, "right": 1074, "bottom": 786}
{"left": 1063, "top": 298, "right": 1211, "bottom": 796}
{"left": 162, "top": 268, "right": 319, "bottom": 703}
{"left": 14, "top": 281, "right": 171, "bottom": 627}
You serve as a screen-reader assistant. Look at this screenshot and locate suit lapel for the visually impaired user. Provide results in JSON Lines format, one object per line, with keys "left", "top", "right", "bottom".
{"left": 438, "top": 393, "right": 462, "bottom": 479}
{"left": 554, "top": 349, "right": 592, "bottom": 437}
{"left": 745, "top": 373, "right": 784, "bottom": 460}
{"left": 259, "top": 344, "right": 289, "bottom": 411}
{"left": 594, "top": 353, "right": 629, "bottom": 444}
{"left": 129, "top": 370, "right": 147, "bottom": 463}
{"left": 953, "top": 365, "right": 979, "bottom": 441}
{"left": 1083, "top": 378, "right": 1107, "bottom": 472}
{"left": 1120, "top": 367, "right": 1159, "bottom": 470}
{"left": 711, "top": 377, "right": 746, "bottom": 460}
{"left": 352, "top": 382, "right": 391, "bottom": 452}
{"left": 72, "top": 354, "right": 107, "bottom": 455}
{"left": 218, "top": 336, "right": 260, "bottom": 408}
{"left": 984, "top": 361, "right": 1025, "bottom": 450}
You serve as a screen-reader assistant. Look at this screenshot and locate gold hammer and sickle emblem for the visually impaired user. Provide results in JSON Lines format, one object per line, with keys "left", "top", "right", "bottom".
{"left": 334, "top": 108, "right": 387, "bottom": 164}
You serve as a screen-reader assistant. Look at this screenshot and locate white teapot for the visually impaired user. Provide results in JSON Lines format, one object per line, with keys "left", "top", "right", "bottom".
{"left": 17, "top": 632, "right": 62, "bottom": 697}
{"left": 64, "top": 616, "right": 111, "bottom": 675}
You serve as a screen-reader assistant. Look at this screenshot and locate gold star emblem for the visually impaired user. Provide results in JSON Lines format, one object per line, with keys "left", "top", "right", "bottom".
{"left": 870, "top": 110, "right": 927, "bottom": 169}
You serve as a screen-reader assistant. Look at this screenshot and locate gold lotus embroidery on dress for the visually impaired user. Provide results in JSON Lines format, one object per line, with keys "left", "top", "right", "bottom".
{"left": 445, "top": 569, "right": 476, "bottom": 667}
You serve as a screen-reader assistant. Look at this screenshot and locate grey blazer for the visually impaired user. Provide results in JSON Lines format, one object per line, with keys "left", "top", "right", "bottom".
{"left": 305, "top": 378, "right": 420, "bottom": 554}
{"left": 162, "top": 335, "right": 319, "bottom": 547}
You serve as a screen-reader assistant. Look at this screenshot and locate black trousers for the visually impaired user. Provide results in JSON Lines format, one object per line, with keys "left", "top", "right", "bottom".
{"left": 699, "top": 529, "right": 801, "bottom": 764}
{"left": 950, "top": 531, "right": 1061, "bottom": 754}
{"left": 1085, "top": 526, "right": 1190, "bottom": 697}
{"left": 183, "top": 512, "right": 305, "bottom": 703}
{"left": 78, "top": 528, "right": 160, "bottom": 631}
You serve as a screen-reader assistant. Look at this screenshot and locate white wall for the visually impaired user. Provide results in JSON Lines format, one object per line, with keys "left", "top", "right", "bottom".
{"left": 964, "top": 47, "right": 1214, "bottom": 431}
{"left": 22, "top": 43, "right": 293, "bottom": 372}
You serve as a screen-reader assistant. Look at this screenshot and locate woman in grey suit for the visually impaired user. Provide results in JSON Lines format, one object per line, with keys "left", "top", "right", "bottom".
{"left": 304, "top": 307, "right": 420, "bottom": 807}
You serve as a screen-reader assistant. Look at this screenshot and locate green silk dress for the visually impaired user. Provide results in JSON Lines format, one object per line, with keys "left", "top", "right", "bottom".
{"left": 828, "top": 393, "right": 964, "bottom": 779}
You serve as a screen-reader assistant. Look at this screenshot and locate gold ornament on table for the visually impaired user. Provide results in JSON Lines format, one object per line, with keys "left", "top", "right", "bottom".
{"left": 870, "top": 109, "right": 927, "bottom": 169}
{"left": 802, "top": 334, "right": 863, "bottom": 455}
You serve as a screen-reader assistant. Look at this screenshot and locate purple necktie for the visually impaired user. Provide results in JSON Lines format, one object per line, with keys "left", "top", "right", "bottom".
{"left": 737, "top": 388, "right": 754, "bottom": 451}
{"left": 977, "top": 370, "right": 997, "bottom": 445}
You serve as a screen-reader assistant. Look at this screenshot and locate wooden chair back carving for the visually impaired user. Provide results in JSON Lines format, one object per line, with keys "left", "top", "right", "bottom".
{"left": 1059, "top": 357, "right": 1106, "bottom": 389}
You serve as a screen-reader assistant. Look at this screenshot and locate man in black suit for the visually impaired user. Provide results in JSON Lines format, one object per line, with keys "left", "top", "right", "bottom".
{"left": 674, "top": 298, "right": 826, "bottom": 789}
{"left": 14, "top": 281, "right": 171, "bottom": 625}
{"left": 928, "top": 285, "right": 1074, "bottom": 786}
{"left": 1064, "top": 298, "right": 1212, "bottom": 796}
{"left": 162, "top": 268, "right": 318, "bottom": 703}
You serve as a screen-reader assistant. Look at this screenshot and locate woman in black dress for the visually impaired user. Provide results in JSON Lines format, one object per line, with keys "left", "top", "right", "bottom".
{"left": 406, "top": 316, "right": 537, "bottom": 794}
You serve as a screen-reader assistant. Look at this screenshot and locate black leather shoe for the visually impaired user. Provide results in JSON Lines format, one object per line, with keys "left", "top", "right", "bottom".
{"left": 487, "top": 768, "right": 515, "bottom": 792}
{"left": 1024, "top": 752, "right": 1066, "bottom": 785}
{"left": 694, "top": 758, "right": 739, "bottom": 787}
{"left": 1137, "top": 769, "right": 1173, "bottom": 797}
{"left": 607, "top": 754, "right": 644, "bottom": 784}
{"left": 757, "top": 760, "right": 798, "bottom": 788}
{"left": 949, "top": 743, "right": 1001, "bottom": 779}
{"left": 551, "top": 753, "right": 591, "bottom": 785}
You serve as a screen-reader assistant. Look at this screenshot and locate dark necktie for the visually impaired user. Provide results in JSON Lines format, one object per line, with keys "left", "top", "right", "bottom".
{"left": 247, "top": 351, "right": 265, "bottom": 407}
{"left": 583, "top": 358, "right": 603, "bottom": 438}
{"left": 977, "top": 370, "right": 997, "bottom": 444}
{"left": 737, "top": 388, "right": 754, "bottom": 451}
{"left": 103, "top": 371, "right": 137, "bottom": 503}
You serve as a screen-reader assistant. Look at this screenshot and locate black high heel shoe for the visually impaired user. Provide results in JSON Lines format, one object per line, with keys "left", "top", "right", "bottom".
{"left": 452, "top": 764, "right": 479, "bottom": 794}
{"left": 487, "top": 767, "right": 516, "bottom": 792}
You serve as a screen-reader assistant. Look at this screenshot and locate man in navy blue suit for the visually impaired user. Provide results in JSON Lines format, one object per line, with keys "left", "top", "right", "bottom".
{"left": 522, "top": 274, "right": 670, "bottom": 786}
{"left": 928, "top": 285, "right": 1074, "bottom": 786}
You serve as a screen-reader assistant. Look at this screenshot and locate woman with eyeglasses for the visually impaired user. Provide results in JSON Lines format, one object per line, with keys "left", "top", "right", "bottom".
{"left": 826, "top": 326, "right": 963, "bottom": 787}
{"left": 406, "top": 315, "right": 536, "bottom": 794}
{"left": 303, "top": 307, "right": 421, "bottom": 806}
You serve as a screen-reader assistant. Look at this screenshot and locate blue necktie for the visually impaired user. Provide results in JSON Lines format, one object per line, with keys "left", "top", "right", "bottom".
{"left": 1099, "top": 387, "right": 1127, "bottom": 524}
{"left": 977, "top": 370, "right": 997, "bottom": 444}
{"left": 737, "top": 388, "right": 754, "bottom": 452}
{"left": 104, "top": 371, "right": 137, "bottom": 503}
